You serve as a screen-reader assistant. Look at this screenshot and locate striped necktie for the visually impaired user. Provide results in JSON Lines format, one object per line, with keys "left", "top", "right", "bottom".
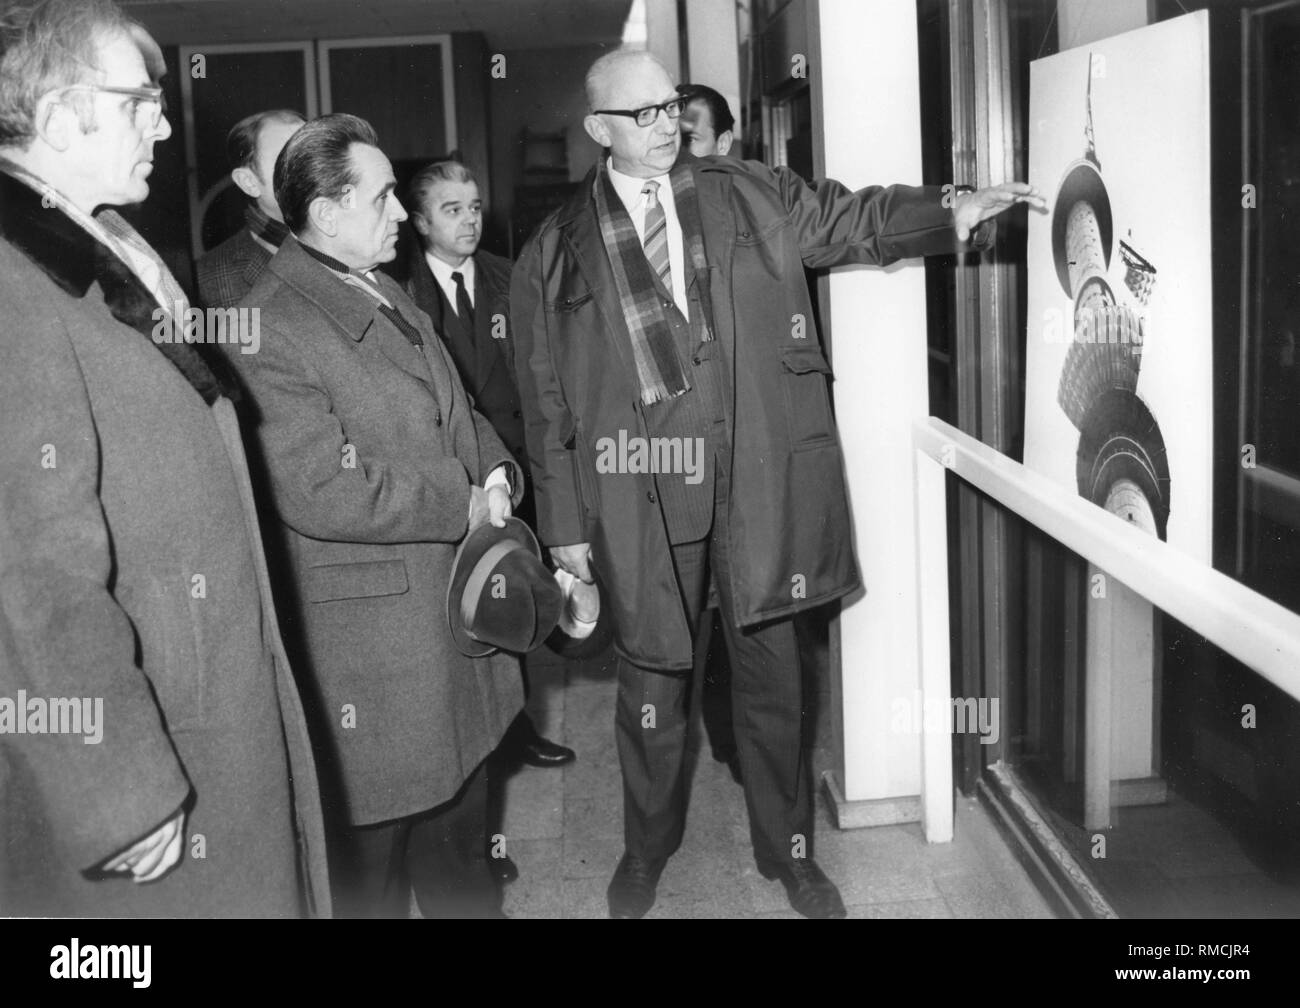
{"left": 642, "top": 180, "right": 671, "bottom": 292}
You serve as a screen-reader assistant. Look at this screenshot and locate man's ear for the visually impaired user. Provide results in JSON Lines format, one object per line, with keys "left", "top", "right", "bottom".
{"left": 33, "top": 94, "right": 73, "bottom": 153}
{"left": 308, "top": 196, "right": 337, "bottom": 237}
{"left": 583, "top": 113, "right": 610, "bottom": 148}
{"left": 715, "top": 130, "right": 734, "bottom": 157}
{"left": 230, "top": 166, "right": 261, "bottom": 200}
{"left": 410, "top": 211, "right": 430, "bottom": 238}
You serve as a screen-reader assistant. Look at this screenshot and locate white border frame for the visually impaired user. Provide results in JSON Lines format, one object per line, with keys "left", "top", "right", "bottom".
{"left": 179, "top": 41, "right": 318, "bottom": 260}
{"left": 316, "top": 34, "right": 457, "bottom": 154}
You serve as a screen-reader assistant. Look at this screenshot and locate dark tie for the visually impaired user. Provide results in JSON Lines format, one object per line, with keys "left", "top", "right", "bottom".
{"left": 359, "top": 271, "right": 423, "bottom": 348}
{"left": 642, "top": 180, "right": 671, "bottom": 291}
{"left": 452, "top": 270, "right": 475, "bottom": 328}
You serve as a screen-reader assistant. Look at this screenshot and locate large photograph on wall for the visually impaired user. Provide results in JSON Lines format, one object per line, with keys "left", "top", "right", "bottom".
{"left": 1025, "top": 10, "right": 1214, "bottom": 563}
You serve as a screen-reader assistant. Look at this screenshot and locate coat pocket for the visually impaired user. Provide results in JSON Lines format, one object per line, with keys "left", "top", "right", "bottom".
{"left": 545, "top": 289, "right": 596, "bottom": 312}
{"left": 303, "top": 558, "right": 410, "bottom": 603}
{"left": 779, "top": 345, "right": 837, "bottom": 449}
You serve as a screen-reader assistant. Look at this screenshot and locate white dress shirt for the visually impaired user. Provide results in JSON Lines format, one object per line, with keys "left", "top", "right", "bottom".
{"left": 425, "top": 251, "right": 476, "bottom": 315}
{"left": 607, "top": 163, "right": 689, "bottom": 320}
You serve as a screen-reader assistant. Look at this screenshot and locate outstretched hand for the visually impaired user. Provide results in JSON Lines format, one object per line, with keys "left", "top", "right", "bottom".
{"left": 953, "top": 181, "right": 1047, "bottom": 242}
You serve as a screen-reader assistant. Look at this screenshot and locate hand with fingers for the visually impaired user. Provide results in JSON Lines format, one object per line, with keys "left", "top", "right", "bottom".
{"left": 953, "top": 181, "right": 1048, "bottom": 241}
{"left": 550, "top": 542, "right": 594, "bottom": 584}
{"left": 102, "top": 808, "right": 186, "bottom": 884}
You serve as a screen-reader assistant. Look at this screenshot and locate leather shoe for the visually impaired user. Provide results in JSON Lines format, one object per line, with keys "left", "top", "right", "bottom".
{"left": 758, "top": 859, "right": 847, "bottom": 919}
{"left": 489, "top": 853, "right": 519, "bottom": 884}
{"left": 518, "top": 734, "right": 576, "bottom": 767}
{"left": 607, "top": 853, "right": 664, "bottom": 919}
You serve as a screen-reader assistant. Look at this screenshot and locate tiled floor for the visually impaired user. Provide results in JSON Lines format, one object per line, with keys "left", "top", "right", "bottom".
{"left": 497, "top": 647, "right": 1056, "bottom": 920}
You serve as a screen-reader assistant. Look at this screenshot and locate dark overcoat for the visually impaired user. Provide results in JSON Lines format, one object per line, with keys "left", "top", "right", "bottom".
{"left": 230, "top": 237, "right": 525, "bottom": 827}
{"left": 511, "top": 156, "right": 974, "bottom": 670}
{"left": 0, "top": 174, "right": 330, "bottom": 917}
{"left": 406, "top": 247, "right": 526, "bottom": 477}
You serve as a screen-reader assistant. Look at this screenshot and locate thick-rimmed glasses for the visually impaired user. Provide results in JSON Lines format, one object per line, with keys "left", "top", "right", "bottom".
{"left": 56, "top": 84, "right": 168, "bottom": 128}
{"left": 593, "top": 97, "right": 686, "bottom": 128}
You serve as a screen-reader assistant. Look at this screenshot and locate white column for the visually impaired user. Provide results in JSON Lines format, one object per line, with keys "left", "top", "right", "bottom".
{"left": 643, "top": 0, "right": 682, "bottom": 81}
{"left": 815, "top": 0, "right": 935, "bottom": 825}
{"left": 684, "top": 0, "right": 742, "bottom": 139}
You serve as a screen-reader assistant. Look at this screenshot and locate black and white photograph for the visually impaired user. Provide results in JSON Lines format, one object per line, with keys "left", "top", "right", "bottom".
{"left": 0, "top": 0, "right": 1293, "bottom": 966}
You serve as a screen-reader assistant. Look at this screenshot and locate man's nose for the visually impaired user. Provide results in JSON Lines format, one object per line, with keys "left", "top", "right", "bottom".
{"left": 151, "top": 112, "right": 172, "bottom": 142}
{"left": 391, "top": 195, "right": 408, "bottom": 222}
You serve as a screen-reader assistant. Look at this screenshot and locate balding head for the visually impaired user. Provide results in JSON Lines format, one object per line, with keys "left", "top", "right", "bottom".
{"left": 582, "top": 49, "right": 681, "bottom": 178}
{"left": 584, "top": 49, "right": 672, "bottom": 111}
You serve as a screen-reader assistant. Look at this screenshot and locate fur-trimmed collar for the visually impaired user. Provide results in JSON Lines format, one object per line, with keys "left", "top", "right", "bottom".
{"left": 0, "top": 169, "right": 233, "bottom": 404}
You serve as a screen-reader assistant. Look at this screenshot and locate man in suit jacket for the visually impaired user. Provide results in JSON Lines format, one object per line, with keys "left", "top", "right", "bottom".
{"left": 512, "top": 50, "right": 1044, "bottom": 919}
{"left": 403, "top": 159, "right": 576, "bottom": 780}
{"left": 0, "top": 0, "right": 328, "bottom": 917}
{"left": 230, "top": 114, "right": 526, "bottom": 919}
{"left": 195, "top": 108, "right": 303, "bottom": 308}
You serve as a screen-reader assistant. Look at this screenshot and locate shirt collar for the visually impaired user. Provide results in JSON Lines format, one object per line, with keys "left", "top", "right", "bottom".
{"left": 424, "top": 249, "right": 475, "bottom": 291}
{"left": 299, "top": 240, "right": 393, "bottom": 308}
{"left": 606, "top": 162, "right": 672, "bottom": 215}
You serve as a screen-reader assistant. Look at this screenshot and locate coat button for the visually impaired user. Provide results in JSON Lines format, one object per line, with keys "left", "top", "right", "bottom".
{"left": 513, "top": 410, "right": 522, "bottom": 418}
{"left": 692, "top": 356, "right": 701, "bottom": 365}
{"left": 646, "top": 491, "right": 656, "bottom": 503}
{"left": 434, "top": 410, "right": 442, "bottom": 427}
{"left": 738, "top": 230, "right": 751, "bottom": 239}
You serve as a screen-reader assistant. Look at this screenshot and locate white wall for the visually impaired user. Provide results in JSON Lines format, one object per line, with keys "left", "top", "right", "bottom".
{"left": 684, "top": 0, "right": 742, "bottom": 139}
{"left": 816, "top": 0, "right": 931, "bottom": 808}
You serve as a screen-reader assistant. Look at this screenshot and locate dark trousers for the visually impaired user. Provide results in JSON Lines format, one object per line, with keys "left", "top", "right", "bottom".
{"left": 696, "top": 606, "right": 737, "bottom": 760}
{"left": 327, "top": 758, "right": 500, "bottom": 919}
{"left": 614, "top": 459, "right": 812, "bottom": 870}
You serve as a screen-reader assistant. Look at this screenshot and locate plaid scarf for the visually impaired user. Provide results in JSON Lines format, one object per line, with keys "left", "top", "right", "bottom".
{"left": 245, "top": 202, "right": 290, "bottom": 248}
{"left": 593, "top": 159, "right": 712, "bottom": 405}
{"left": 95, "top": 207, "right": 190, "bottom": 312}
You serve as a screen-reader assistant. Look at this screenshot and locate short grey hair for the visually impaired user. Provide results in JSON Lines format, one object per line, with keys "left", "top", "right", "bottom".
{"left": 407, "top": 158, "right": 476, "bottom": 216}
{"left": 0, "top": 0, "right": 135, "bottom": 146}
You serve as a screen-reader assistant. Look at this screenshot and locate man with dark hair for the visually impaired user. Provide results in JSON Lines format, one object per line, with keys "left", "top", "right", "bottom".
{"left": 229, "top": 113, "right": 526, "bottom": 918}
{"left": 196, "top": 108, "right": 303, "bottom": 308}
{"left": 0, "top": 0, "right": 328, "bottom": 917}
{"left": 403, "top": 158, "right": 576, "bottom": 788}
{"left": 512, "top": 49, "right": 1043, "bottom": 919}
{"left": 676, "top": 83, "right": 734, "bottom": 157}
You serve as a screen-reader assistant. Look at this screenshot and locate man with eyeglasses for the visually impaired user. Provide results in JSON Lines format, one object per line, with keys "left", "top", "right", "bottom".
{"left": 0, "top": 0, "right": 328, "bottom": 917}
{"left": 511, "top": 48, "right": 1045, "bottom": 919}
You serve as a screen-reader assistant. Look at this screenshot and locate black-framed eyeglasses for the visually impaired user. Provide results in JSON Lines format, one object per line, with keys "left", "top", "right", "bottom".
{"left": 55, "top": 84, "right": 168, "bottom": 127}
{"left": 593, "top": 97, "right": 687, "bottom": 128}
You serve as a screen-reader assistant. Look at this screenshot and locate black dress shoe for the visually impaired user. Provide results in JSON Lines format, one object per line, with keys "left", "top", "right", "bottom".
{"left": 489, "top": 853, "right": 519, "bottom": 884}
{"left": 607, "top": 853, "right": 664, "bottom": 919}
{"left": 758, "top": 859, "right": 847, "bottom": 919}
{"left": 518, "top": 734, "right": 576, "bottom": 767}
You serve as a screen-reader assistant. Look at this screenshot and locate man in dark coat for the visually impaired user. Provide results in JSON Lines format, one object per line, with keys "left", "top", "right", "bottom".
{"left": 195, "top": 108, "right": 302, "bottom": 308}
{"left": 0, "top": 0, "right": 329, "bottom": 917}
{"left": 511, "top": 49, "right": 1043, "bottom": 919}
{"left": 402, "top": 159, "right": 576, "bottom": 785}
{"left": 229, "top": 114, "right": 526, "bottom": 919}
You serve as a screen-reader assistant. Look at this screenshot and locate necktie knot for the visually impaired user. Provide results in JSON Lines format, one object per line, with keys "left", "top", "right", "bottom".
{"left": 642, "top": 180, "right": 660, "bottom": 209}
{"left": 452, "top": 270, "right": 465, "bottom": 286}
